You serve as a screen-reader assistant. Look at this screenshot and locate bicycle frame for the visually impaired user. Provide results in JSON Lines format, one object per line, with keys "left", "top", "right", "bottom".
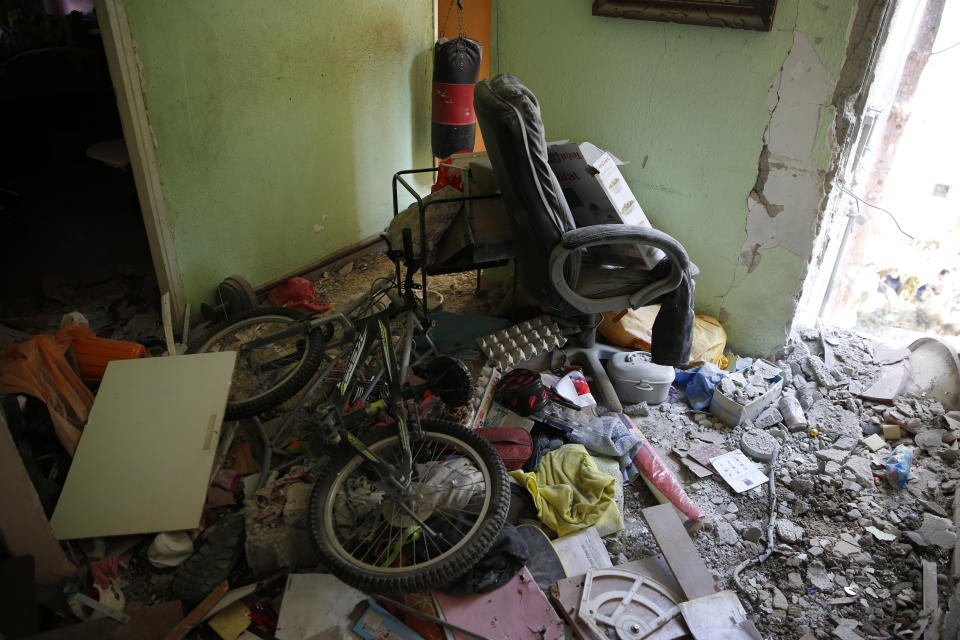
{"left": 264, "top": 287, "right": 440, "bottom": 497}
{"left": 335, "top": 307, "right": 417, "bottom": 478}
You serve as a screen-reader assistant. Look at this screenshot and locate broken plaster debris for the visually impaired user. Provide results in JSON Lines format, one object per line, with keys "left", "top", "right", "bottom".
{"left": 613, "top": 325, "right": 958, "bottom": 639}
{"left": 8, "top": 257, "right": 959, "bottom": 640}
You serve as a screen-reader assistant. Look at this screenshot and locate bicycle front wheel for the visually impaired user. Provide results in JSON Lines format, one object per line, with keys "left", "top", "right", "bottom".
{"left": 190, "top": 307, "right": 327, "bottom": 419}
{"left": 308, "top": 419, "right": 509, "bottom": 593}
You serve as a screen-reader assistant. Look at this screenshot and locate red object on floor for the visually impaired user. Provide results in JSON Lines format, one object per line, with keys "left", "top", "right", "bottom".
{"left": 267, "top": 277, "right": 331, "bottom": 313}
{"left": 89, "top": 557, "right": 119, "bottom": 589}
{"left": 475, "top": 428, "right": 533, "bottom": 471}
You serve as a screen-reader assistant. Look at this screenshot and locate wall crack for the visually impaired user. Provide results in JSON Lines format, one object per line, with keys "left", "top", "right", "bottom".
{"left": 741, "top": 29, "right": 836, "bottom": 273}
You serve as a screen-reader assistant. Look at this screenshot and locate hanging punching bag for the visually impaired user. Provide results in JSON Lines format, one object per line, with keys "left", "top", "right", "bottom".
{"left": 431, "top": 5, "right": 482, "bottom": 159}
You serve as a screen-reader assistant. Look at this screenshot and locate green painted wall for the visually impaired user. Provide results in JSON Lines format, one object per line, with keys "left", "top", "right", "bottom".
{"left": 123, "top": 0, "right": 434, "bottom": 305}
{"left": 494, "top": 0, "right": 858, "bottom": 355}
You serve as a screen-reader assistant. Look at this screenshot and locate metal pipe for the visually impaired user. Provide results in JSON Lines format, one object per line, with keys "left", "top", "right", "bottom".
{"left": 817, "top": 204, "right": 857, "bottom": 319}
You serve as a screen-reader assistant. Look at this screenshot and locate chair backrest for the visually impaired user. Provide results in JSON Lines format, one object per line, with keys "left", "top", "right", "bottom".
{"left": 474, "top": 75, "right": 578, "bottom": 310}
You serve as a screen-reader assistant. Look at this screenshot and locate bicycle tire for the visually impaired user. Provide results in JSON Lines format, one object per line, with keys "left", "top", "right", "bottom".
{"left": 189, "top": 307, "right": 327, "bottom": 419}
{"left": 307, "top": 419, "right": 509, "bottom": 593}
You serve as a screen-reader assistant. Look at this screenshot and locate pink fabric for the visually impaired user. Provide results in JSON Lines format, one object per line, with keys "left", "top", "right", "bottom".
{"left": 255, "top": 466, "right": 313, "bottom": 524}
{"left": 619, "top": 414, "right": 705, "bottom": 528}
{"left": 212, "top": 468, "right": 241, "bottom": 492}
{"left": 89, "top": 557, "right": 119, "bottom": 589}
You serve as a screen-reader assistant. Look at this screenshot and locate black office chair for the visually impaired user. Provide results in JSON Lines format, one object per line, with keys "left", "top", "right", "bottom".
{"left": 473, "top": 74, "right": 697, "bottom": 411}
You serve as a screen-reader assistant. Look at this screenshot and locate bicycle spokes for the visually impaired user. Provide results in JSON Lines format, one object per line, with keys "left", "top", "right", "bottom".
{"left": 325, "top": 431, "right": 492, "bottom": 572}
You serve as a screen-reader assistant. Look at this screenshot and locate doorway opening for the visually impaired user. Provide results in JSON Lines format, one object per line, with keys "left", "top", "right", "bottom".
{"left": 0, "top": 1, "right": 158, "bottom": 340}
{"left": 797, "top": 0, "right": 959, "bottom": 350}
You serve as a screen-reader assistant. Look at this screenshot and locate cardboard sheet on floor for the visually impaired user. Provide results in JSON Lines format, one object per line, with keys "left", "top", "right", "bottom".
{"left": 551, "top": 526, "right": 611, "bottom": 578}
{"left": 0, "top": 413, "right": 75, "bottom": 582}
{"left": 678, "top": 590, "right": 762, "bottom": 639}
{"left": 434, "top": 566, "right": 564, "bottom": 640}
{"left": 208, "top": 601, "right": 251, "bottom": 640}
{"left": 275, "top": 573, "right": 367, "bottom": 640}
{"left": 49, "top": 352, "right": 236, "bottom": 540}
{"left": 642, "top": 504, "right": 717, "bottom": 600}
{"left": 27, "top": 601, "right": 182, "bottom": 640}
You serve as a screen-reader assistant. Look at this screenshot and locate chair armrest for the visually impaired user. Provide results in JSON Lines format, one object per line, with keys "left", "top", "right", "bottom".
{"left": 549, "top": 224, "right": 692, "bottom": 313}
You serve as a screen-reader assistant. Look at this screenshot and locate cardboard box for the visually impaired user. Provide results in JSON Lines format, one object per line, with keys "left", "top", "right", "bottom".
{"left": 447, "top": 151, "right": 497, "bottom": 195}
{"left": 547, "top": 141, "right": 664, "bottom": 268}
{"left": 482, "top": 401, "right": 534, "bottom": 431}
{"left": 709, "top": 367, "right": 784, "bottom": 427}
{"left": 434, "top": 151, "right": 514, "bottom": 270}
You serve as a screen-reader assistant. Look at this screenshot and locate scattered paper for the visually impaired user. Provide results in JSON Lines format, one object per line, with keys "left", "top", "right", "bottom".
{"left": 862, "top": 434, "right": 888, "bottom": 452}
{"left": 353, "top": 601, "right": 424, "bottom": 640}
{"left": 709, "top": 451, "right": 769, "bottom": 493}
{"left": 276, "top": 574, "right": 366, "bottom": 640}
{"left": 546, "top": 371, "right": 597, "bottom": 408}
{"left": 552, "top": 527, "right": 612, "bottom": 577}
{"left": 208, "top": 601, "right": 251, "bottom": 640}
{"left": 865, "top": 526, "right": 897, "bottom": 541}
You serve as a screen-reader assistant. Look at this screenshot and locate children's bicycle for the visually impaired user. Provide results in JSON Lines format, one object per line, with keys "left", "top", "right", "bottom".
{"left": 190, "top": 231, "right": 509, "bottom": 593}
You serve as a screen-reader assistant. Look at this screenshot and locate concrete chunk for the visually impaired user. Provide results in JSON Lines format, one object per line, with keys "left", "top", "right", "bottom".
{"left": 815, "top": 449, "right": 851, "bottom": 464}
{"left": 845, "top": 456, "right": 875, "bottom": 487}
{"left": 919, "top": 514, "right": 957, "bottom": 551}
{"left": 777, "top": 520, "right": 805, "bottom": 544}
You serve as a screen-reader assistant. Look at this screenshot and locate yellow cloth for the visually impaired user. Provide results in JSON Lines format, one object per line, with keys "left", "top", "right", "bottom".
{"left": 509, "top": 444, "right": 623, "bottom": 537}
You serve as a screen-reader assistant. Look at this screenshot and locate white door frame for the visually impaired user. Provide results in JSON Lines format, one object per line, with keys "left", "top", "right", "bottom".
{"left": 95, "top": 0, "right": 183, "bottom": 322}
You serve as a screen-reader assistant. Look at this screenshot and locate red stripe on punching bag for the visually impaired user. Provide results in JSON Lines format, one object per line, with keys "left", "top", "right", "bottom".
{"left": 432, "top": 82, "right": 476, "bottom": 126}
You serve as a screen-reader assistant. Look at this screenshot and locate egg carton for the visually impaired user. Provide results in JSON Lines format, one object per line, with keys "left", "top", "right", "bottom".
{"left": 475, "top": 315, "right": 568, "bottom": 370}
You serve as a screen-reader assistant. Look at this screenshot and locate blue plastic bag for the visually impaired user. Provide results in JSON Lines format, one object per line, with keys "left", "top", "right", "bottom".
{"left": 673, "top": 363, "right": 727, "bottom": 411}
{"left": 885, "top": 444, "right": 913, "bottom": 489}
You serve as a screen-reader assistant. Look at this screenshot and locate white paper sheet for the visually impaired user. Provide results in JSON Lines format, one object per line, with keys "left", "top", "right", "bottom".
{"left": 709, "top": 451, "right": 769, "bottom": 493}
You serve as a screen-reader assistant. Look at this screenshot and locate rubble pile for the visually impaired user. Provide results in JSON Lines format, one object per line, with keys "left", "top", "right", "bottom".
{"left": 5, "top": 256, "right": 960, "bottom": 639}
{"left": 719, "top": 359, "right": 782, "bottom": 405}
{"left": 611, "top": 325, "right": 958, "bottom": 639}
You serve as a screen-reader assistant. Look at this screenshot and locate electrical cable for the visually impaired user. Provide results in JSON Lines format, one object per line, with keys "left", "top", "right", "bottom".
{"left": 731, "top": 441, "right": 782, "bottom": 611}
{"left": 930, "top": 39, "right": 960, "bottom": 56}
{"left": 838, "top": 185, "right": 915, "bottom": 240}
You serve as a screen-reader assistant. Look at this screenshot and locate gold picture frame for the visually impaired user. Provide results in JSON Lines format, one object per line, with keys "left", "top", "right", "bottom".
{"left": 592, "top": 0, "right": 778, "bottom": 32}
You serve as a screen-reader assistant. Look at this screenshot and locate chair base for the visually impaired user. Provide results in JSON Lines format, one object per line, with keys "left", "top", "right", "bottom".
{"left": 563, "top": 336, "right": 636, "bottom": 414}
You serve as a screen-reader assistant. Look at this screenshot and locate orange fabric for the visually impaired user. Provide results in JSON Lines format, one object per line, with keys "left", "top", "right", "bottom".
{"left": 0, "top": 324, "right": 96, "bottom": 455}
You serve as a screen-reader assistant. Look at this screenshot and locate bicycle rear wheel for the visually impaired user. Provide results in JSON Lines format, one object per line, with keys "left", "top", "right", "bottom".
{"left": 308, "top": 419, "right": 509, "bottom": 593}
{"left": 189, "top": 307, "right": 327, "bottom": 419}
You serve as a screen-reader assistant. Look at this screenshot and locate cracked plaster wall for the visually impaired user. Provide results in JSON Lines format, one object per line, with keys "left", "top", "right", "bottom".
{"left": 495, "top": 0, "right": 875, "bottom": 355}
{"left": 120, "top": 1, "right": 435, "bottom": 306}
{"left": 742, "top": 31, "right": 835, "bottom": 271}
